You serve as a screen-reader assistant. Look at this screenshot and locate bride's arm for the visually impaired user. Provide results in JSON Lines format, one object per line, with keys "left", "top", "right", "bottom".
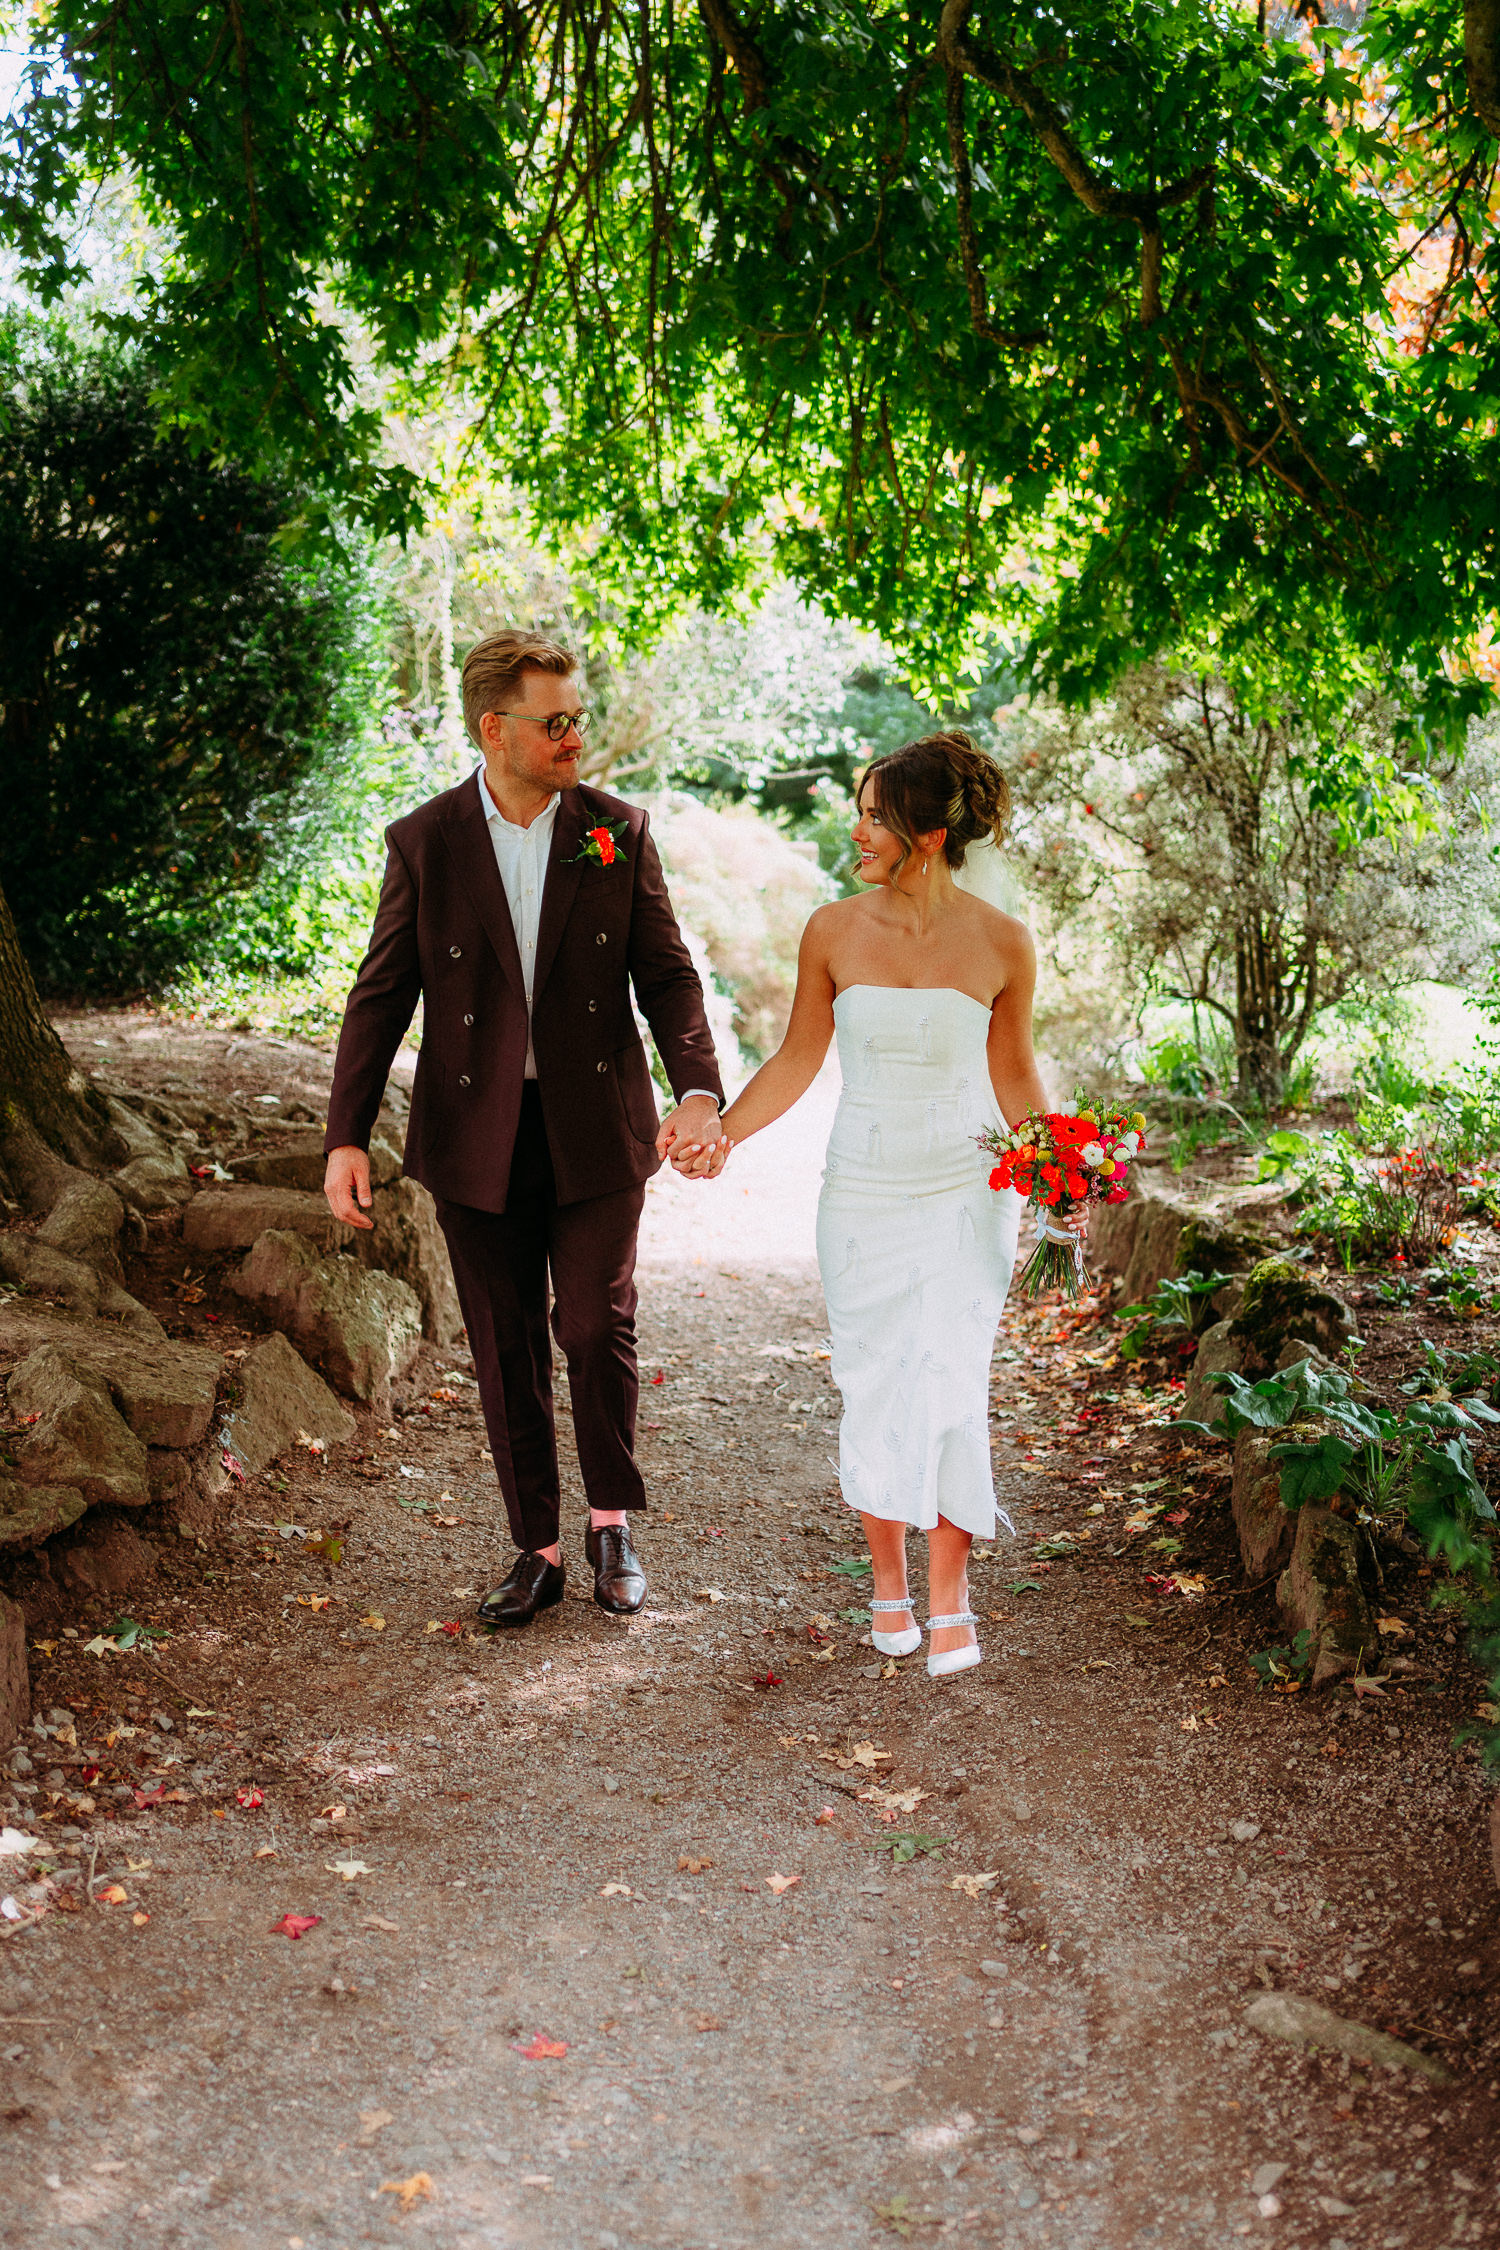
{"left": 986, "top": 922, "right": 1048, "bottom": 1126}
{"left": 672, "top": 909, "right": 837, "bottom": 1174}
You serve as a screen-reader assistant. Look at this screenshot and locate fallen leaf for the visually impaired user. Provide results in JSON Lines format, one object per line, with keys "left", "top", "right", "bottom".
{"left": 947, "top": 1871, "right": 1000, "bottom": 1898}
{"left": 600, "top": 1882, "right": 633, "bottom": 1899}
{"left": 378, "top": 2174, "right": 433, "bottom": 2212}
{"left": 325, "top": 1860, "right": 372, "bottom": 1881}
{"left": 271, "top": 1913, "right": 323, "bottom": 1940}
{"left": 766, "top": 1872, "right": 801, "bottom": 1894}
{"left": 359, "top": 1614, "right": 386, "bottom": 1632}
{"left": 697, "top": 1588, "right": 725, "bottom": 1603}
{"left": 1375, "top": 1614, "right": 1411, "bottom": 1638}
{"left": 814, "top": 1808, "right": 836, "bottom": 1826}
{"left": 676, "top": 1855, "right": 712, "bottom": 1874}
{"left": 131, "top": 1911, "right": 149, "bottom": 1927}
{"left": 0, "top": 1830, "right": 39, "bottom": 1859}
{"left": 694, "top": 2013, "right": 725, "bottom": 2031}
{"left": 295, "top": 1429, "right": 327, "bottom": 1455}
{"left": 319, "top": 1804, "right": 349, "bottom": 1823}
{"left": 752, "top": 1671, "right": 783, "bottom": 1690}
{"left": 512, "top": 2033, "right": 568, "bottom": 2060}
{"left": 96, "top": 1883, "right": 129, "bottom": 1905}
{"left": 253, "top": 1845, "right": 278, "bottom": 1860}
{"left": 362, "top": 1913, "right": 401, "bottom": 1932}
{"left": 133, "top": 1785, "right": 166, "bottom": 1809}
{"left": 358, "top": 2108, "right": 394, "bottom": 2141}
{"left": 294, "top": 1595, "right": 331, "bottom": 1611}
{"left": 236, "top": 1787, "right": 264, "bottom": 1810}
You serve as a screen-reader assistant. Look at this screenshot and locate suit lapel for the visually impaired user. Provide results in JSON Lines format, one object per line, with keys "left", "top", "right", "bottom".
{"left": 532, "top": 789, "right": 587, "bottom": 1003}
{"left": 438, "top": 780, "right": 526, "bottom": 1002}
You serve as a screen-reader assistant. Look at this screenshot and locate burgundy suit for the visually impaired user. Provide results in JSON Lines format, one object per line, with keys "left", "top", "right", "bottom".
{"left": 325, "top": 775, "right": 723, "bottom": 1549}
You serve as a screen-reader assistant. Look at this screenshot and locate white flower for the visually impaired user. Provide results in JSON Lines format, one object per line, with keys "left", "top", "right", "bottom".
{"left": 1080, "top": 1141, "right": 1105, "bottom": 1167}
{"left": 1119, "top": 1131, "right": 1139, "bottom": 1154}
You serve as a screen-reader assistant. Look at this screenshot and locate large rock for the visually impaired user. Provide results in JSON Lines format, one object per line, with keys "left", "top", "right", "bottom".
{"left": 229, "top": 1131, "right": 402, "bottom": 1193}
{"left": 183, "top": 1186, "right": 349, "bottom": 1256}
{"left": 0, "top": 1301, "right": 220, "bottom": 1446}
{"left": 1276, "top": 1504, "right": 1374, "bottom": 1687}
{"left": 37, "top": 1177, "right": 126, "bottom": 1283}
{"left": 228, "top": 1230, "right": 422, "bottom": 1403}
{"left": 1179, "top": 1320, "right": 1244, "bottom": 1428}
{"left": 7, "top": 1345, "right": 151, "bottom": 1509}
{"left": 354, "top": 1178, "right": 462, "bottom": 1345}
{"left": 219, "top": 1331, "right": 356, "bottom": 1480}
{"left": 1090, "top": 1183, "right": 1273, "bottom": 1308}
{"left": 0, "top": 1475, "right": 88, "bottom": 1553}
{"left": 0, "top": 1592, "right": 27, "bottom": 1748}
{"left": 1231, "top": 1426, "right": 1298, "bottom": 1581}
{"left": 1230, "top": 1256, "right": 1358, "bottom": 1376}
{"left": 54, "top": 1513, "right": 160, "bottom": 1603}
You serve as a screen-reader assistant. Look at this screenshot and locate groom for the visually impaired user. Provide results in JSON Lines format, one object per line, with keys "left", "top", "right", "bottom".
{"left": 323, "top": 629, "right": 725, "bottom": 1625}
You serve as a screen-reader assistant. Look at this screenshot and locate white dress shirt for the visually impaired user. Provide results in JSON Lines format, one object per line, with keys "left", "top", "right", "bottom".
{"left": 479, "top": 770, "right": 557, "bottom": 1078}
{"left": 476, "top": 770, "right": 718, "bottom": 1108}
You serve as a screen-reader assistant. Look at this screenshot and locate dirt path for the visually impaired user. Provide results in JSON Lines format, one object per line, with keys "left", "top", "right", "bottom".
{"left": 2, "top": 1014, "right": 1498, "bottom": 2250}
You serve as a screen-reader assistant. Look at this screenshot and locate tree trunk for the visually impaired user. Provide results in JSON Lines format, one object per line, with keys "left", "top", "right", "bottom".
{"left": 1467, "top": 0, "right": 1500, "bottom": 134}
{"left": 0, "top": 876, "right": 122, "bottom": 1208}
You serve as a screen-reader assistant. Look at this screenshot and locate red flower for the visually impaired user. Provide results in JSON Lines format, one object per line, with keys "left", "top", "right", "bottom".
{"left": 989, "top": 1162, "right": 1012, "bottom": 1191}
{"left": 1106, "top": 1180, "right": 1129, "bottom": 1203}
{"left": 588, "top": 826, "right": 616, "bottom": 866}
{"left": 1047, "top": 1115, "right": 1097, "bottom": 1152}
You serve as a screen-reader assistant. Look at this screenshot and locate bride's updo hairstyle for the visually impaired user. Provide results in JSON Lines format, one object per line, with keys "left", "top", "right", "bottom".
{"left": 859, "top": 730, "right": 1011, "bottom": 880}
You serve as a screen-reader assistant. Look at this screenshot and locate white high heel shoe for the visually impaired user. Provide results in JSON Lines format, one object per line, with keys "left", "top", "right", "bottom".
{"left": 926, "top": 1610, "right": 982, "bottom": 1679}
{"left": 869, "top": 1598, "right": 922, "bottom": 1659}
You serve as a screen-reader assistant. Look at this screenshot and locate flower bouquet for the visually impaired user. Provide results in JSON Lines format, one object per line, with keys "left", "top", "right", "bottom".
{"left": 976, "top": 1098, "right": 1147, "bottom": 1299}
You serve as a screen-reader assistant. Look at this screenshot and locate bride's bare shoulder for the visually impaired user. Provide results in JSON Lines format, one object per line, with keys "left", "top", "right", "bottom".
{"left": 962, "top": 894, "right": 1035, "bottom": 958}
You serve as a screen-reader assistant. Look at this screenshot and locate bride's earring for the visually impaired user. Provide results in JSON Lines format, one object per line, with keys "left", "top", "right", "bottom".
{"left": 921, "top": 859, "right": 928, "bottom": 877}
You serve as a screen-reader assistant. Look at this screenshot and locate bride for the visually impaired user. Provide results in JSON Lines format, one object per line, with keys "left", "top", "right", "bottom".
{"left": 674, "top": 730, "right": 1064, "bottom": 1679}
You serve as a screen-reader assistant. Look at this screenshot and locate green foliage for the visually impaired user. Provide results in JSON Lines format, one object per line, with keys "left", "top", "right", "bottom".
{"left": 0, "top": 324, "right": 388, "bottom": 992}
{"left": 871, "top": 1831, "right": 947, "bottom": 1867}
{"left": 1193, "top": 1353, "right": 1500, "bottom": 1759}
{"left": 1116, "top": 1269, "right": 1233, "bottom": 1359}
{"left": 1248, "top": 1629, "right": 1315, "bottom": 1689}
{"left": 6, "top": 4, "right": 1500, "bottom": 736}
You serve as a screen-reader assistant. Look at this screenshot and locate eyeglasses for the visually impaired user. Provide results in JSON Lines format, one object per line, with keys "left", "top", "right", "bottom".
{"left": 490, "top": 708, "right": 593, "bottom": 743}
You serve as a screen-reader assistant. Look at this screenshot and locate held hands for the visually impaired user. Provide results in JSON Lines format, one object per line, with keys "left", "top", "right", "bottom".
{"left": 655, "top": 1094, "right": 732, "bottom": 1182}
{"left": 324, "top": 1146, "right": 376, "bottom": 1230}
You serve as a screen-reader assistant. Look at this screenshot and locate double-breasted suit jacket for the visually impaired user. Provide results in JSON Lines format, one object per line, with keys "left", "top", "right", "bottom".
{"left": 324, "top": 777, "right": 724, "bottom": 1204}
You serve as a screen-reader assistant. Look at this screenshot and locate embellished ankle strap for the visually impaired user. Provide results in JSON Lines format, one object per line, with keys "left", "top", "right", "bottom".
{"left": 926, "top": 1612, "right": 977, "bottom": 1631}
{"left": 870, "top": 1599, "right": 915, "bottom": 1614}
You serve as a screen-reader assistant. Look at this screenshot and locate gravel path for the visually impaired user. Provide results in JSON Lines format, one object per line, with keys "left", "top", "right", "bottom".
{"left": 3, "top": 1022, "right": 1498, "bottom": 2249}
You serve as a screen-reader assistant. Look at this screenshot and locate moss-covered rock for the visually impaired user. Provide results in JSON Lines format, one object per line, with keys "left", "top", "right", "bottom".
{"left": 1174, "top": 1213, "right": 1270, "bottom": 1279}
{"left": 1229, "top": 1257, "right": 1357, "bottom": 1375}
{"left": 1276, "top": 1503, "right": 1374, "bottom": 1686}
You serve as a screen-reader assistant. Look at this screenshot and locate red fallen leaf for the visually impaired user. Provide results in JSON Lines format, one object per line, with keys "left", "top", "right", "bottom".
{"left": 220, "top": 1447, "right": 246, "bottom": 1483}
{"left": 21, "top": 1412, "right": 40, "bottom": 1426}
{"left": 189, "top": 1164, "right": 216, "bottom": 1178}
{"left": 80, "top": 1765, "right": 102, "bottom": 1788}
{"left": 203, "top": 1311, "right": 220, "bottom": 1324}
{"left": 271, "top": 1913, "right": 323, "bottom": 1940}
{"left": 806, "top": 1624, "right": 832, "bottom": 1646}
{"left": 1164, "top": 1508, "right": 1191, "bottom": 1526}
{"left": 752, "top": 1670, "right": 783, "bottom": 1690}
{"left": 236, "top": 1786, "right": 264, "bottom": 1810}
{"left": 512, "top": 2032, "right": 568, "bottom": 2060}
{"left": 439, "top": 1620, "right": 463, "bottom": 1638}
{"left": 133, "top": 1784, "right": 166, "bottom": 1808}
{"left": 650, "top": 1370, "right": 664, "bottom": 1385}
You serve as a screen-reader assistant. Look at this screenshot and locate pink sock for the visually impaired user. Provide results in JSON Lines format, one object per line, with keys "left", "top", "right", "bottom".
{"left": 589, "top": 1509, "right": 628, "bottom": 1531}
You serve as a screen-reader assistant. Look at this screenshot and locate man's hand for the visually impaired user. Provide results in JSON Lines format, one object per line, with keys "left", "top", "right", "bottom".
{"left": 325, "top": 1145, "right": 375, "bottom": 1230}
{"left": 655, "top": 1093, "right": 724, "bottom": 1176}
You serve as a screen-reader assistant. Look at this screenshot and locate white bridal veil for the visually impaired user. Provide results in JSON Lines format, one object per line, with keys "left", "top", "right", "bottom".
{"left": 951, "top": 832, "right": 1021, "bottom": 916}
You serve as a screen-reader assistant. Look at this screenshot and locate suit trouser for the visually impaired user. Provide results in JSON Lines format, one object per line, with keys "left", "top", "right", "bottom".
{"left": 434, "top": 1085, "right": 647, "bottom": 1552}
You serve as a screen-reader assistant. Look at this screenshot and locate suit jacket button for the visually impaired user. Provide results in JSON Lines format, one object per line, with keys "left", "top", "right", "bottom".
{"left": 459, "top": 1073, "right": 472, "bottom": 1087}
{"left": 588, "top": 999, "right": 597, "bottom": 1012}
{"left": 595, "top": 932, "right": 607, "bottom": 945}
{"left": 463, "top": 1012, "right": 474, "bottom": 1026}
{"left": 596, "top": 1060, "right": 608, "bottom": 1074}
{"left": 450, "top": 945, "right": 462, "bottom": 958}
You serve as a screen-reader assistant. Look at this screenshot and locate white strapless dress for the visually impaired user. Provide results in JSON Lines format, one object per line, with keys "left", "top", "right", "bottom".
{"left": 815, "top": 986, "right": 1022, "bottom": 1538}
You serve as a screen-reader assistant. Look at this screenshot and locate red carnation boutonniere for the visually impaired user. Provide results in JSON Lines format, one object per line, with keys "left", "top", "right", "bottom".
{"left": 572, "top": 820, "right": 628, "bottom": 869}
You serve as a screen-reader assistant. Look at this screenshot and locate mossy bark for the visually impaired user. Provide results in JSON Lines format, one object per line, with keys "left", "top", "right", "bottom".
{"left": 0, "top": 876, "right": 122, "bottom": 1209}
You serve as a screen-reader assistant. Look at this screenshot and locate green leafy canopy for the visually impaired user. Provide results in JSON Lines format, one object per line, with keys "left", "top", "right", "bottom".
{"left": 4, "top": 2, "right": 1499, "bottom": 727}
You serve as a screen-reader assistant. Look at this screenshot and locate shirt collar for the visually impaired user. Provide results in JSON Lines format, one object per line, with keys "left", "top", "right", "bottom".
{"left": 476, "top": 768, "right": 563, "bottom": 839}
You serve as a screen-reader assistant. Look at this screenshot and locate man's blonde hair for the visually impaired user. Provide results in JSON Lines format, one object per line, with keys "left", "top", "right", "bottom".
{"left": 461, "top": 630, "right": 576, "bottom": 748}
